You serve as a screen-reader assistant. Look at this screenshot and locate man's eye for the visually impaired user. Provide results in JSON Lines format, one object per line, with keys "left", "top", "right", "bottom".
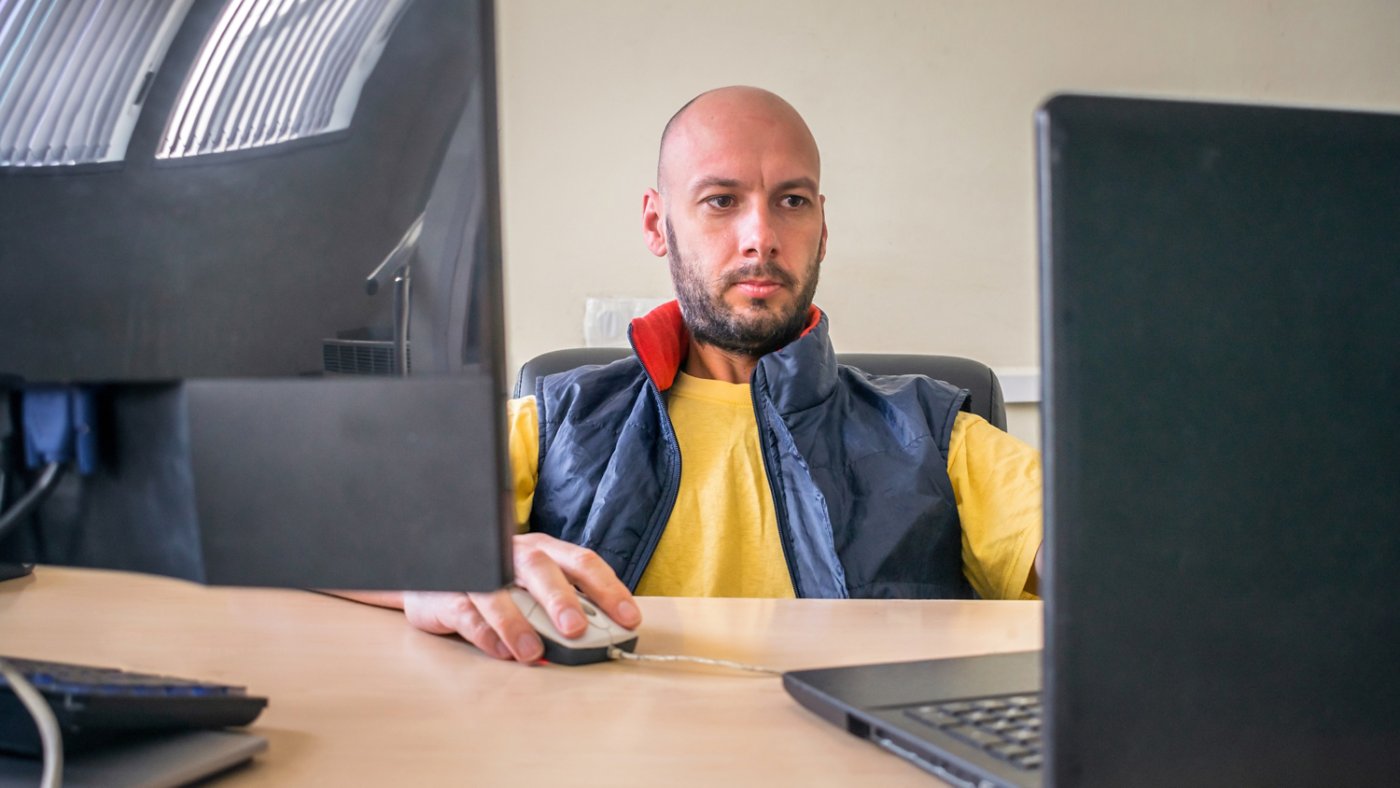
{"left": 781, "top": 195, "right": 809, "bottom": 208}
{"left": 706, "top": 195, "right": 735, "bottom": 209}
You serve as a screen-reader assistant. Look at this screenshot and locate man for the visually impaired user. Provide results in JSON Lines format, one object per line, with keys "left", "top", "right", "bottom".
{"left": 356, "top": 86, "right": 1041, "bottom": 663}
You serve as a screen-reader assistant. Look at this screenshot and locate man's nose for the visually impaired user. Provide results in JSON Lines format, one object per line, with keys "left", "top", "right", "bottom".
{"left": 740, "top": 203, "right": 779, "bottom": 260}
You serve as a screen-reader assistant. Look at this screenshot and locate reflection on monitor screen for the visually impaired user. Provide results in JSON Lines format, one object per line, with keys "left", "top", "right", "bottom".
{"left": 0, "top": 0, "right": 512, "bottom": 591}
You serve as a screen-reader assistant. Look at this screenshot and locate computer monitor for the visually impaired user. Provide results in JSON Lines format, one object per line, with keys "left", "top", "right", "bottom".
{"left": 0, "top": 0, "right": 512, "bottom": 590}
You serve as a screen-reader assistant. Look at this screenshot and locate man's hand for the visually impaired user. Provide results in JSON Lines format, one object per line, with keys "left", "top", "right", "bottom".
{"left": 1024, "top": 543, "right": 1044, "bottom": 597}
{"left": 400, "top": 533, "right": 641, "bottom": 663}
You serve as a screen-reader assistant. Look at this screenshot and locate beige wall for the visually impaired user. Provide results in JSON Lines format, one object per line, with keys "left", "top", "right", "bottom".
{"left": 495, "top": 1, "right": 1400, "bottom": 446}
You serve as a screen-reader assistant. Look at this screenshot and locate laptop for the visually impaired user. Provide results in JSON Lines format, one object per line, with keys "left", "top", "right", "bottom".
{"left": 0, "top": 730, "right": 268, "bottom": 788}
{"left": 784, "top": 95, "right": 1400, "bottom": 787}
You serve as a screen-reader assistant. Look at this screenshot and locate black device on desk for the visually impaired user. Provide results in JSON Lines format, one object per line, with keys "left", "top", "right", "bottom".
{"left": 784, "top": 95, "right": 1400, "bottom": 787}
{"left": 0, "top": 654, "right": 268, "bottom": 787}
{"left": 0, "top": 0, "right": 511, "bottom": 592}
{"left": 0, "top": 0, "right": 510, "bottom": 784}
{"left": 0, "top": 656, "right": 267, "bottom": 755}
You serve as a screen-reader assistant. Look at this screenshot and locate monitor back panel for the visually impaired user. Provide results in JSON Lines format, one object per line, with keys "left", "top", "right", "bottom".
{"left": 1038, "top": 95, "right": 1400, "bottom": 787}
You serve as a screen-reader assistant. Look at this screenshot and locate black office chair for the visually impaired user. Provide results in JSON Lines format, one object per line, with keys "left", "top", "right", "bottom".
{"left": 514, "top": 348, "right": 1007, "bottom": 430}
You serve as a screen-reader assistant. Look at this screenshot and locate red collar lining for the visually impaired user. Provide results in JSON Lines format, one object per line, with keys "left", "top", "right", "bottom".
{"left": 629, "top": 302, "right": 822, "bottom": 391}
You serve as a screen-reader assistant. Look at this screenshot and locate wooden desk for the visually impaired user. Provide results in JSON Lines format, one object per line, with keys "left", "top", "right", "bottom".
{"left": 2, "top": 567, "right": 1041, "bottom": 786}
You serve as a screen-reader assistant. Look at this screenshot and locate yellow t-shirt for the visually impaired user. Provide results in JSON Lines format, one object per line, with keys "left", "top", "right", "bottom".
{"left": 505, "top": 373, "right": 1041, "bottom": 600}
{"left": 634, "top": 373, "right": 794, "bottom": 597}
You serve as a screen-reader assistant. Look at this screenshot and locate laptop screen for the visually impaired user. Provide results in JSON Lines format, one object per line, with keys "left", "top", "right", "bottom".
{"left": 1038, "top": 95, "right": 1400, "bottom": 786}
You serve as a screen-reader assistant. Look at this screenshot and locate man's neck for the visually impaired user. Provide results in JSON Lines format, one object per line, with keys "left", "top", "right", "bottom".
{"left": 682, "top": 339, "right": 759, "bottom": 383}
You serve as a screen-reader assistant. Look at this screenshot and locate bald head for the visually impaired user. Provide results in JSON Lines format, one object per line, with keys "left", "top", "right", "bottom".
{"left": 656, "top": 86, "right": 821, "bottom": 196}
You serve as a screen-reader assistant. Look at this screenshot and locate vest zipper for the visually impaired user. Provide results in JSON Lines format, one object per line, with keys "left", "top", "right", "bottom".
{"left": 751, "top": 367, "right": 803, "bottom": 597}
{"left": 620, "top": 381, "right": 682, "bottom": 590}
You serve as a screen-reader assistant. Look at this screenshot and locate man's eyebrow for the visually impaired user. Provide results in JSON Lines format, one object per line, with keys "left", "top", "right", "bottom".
{"left": 688, "top": 176, "right": 742, "bottom": 194}
{"left": 686, "top": 176, "right": 819, "bottom": 194}
{"left": 775, "top": 177, "right": 819, "bottom": 194}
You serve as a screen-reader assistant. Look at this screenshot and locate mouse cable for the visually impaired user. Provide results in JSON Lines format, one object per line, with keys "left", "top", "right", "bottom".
{"left": 606, "top": 646, "right": 783, "bottom": 676}
{"left": 0, "top": 657, "right": 63, "bottom": 788}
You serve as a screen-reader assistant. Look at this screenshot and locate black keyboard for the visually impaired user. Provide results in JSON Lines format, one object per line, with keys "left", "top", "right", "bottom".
{"left": 0, "top": 655, "right": 267, "bottom": 756}
{"left": 903, "top": 693, "right": 1043, "bottom": 770}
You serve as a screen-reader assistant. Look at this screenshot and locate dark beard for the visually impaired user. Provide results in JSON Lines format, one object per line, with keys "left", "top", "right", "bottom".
{"left": 666, "top": 217, "right": 819, "bottom": 358}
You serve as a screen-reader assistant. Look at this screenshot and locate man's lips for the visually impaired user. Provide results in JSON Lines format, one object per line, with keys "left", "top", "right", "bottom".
{"left": 732, "top": 280, "right": 783, "bottom": 298}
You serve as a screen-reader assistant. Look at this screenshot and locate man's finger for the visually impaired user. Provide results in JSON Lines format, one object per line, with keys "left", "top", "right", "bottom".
{"left": 521, "top": 533, "right": 641, "bottom": 630}
{"left": 471, "top": 588, "right": 544, "bottom": 663}
{"left": 445, "top": 595, "right": 514, "bottom": 660}
{"left": 402, "top": 592, "right": 513, "bottom": 660}
{"left": 512, "top": 538, "right": 589, "bottom": 639}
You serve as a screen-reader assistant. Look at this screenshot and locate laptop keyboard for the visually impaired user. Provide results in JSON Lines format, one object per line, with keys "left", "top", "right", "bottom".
{"left": 903, "top": 694, "right": 1042, "bottom": 770}
{"left": 0, "top": 655, "right": 267, "bottom": 756}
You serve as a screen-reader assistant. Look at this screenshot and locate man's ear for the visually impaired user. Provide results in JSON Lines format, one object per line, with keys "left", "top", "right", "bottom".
{"left": 817, "top": 194, "right": 829, "bottom": 262}
{"left": 642, "top": 189, "right": 667, "bottom": 258}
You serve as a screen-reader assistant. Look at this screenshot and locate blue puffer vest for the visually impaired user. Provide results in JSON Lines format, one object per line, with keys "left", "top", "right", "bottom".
{"left": 527, "top": 301, "right": 974, "bottom": 599}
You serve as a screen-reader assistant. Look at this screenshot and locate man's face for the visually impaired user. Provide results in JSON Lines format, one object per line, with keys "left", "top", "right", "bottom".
{"left": 646, "top": 93, "right": 827, "bottom": 356}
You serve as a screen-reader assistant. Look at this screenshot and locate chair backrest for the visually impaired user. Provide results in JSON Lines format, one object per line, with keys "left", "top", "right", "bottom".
{"left": 514, "top": 348, "right": 1007, "bottom": 430}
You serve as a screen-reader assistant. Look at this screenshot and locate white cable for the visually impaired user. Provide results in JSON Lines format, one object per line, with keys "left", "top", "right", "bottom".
{"left": 0, "top": 657, "right": 63, "bottom": 788}
{"left": 606, "top": 646, "right": 783, "bottom": 676}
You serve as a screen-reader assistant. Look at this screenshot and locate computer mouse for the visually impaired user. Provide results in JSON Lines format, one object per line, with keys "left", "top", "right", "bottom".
{"left": 507, "top": 585, "right": 639, "bottom": 666}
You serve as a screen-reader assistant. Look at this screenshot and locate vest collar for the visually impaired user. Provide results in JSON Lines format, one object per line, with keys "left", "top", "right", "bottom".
{"left": 627, "top": 300, "right": 827, "bottom": 398}
{"left": 755, "top": 308, "right": 838, "bottom": 414}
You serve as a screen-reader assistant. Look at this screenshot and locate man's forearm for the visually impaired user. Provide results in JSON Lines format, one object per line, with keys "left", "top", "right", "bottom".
{"left": 325, "top": 590, "right": 406, "bottom": 609}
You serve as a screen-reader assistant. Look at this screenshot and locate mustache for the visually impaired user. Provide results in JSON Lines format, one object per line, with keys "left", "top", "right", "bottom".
{"left": 717, "top": 262, "right": 796, "bottom": 290}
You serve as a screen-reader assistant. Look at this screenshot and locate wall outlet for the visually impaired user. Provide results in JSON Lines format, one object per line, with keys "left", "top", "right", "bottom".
{"left": 583, "top": 297, "right": 668, "bottom": 347}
